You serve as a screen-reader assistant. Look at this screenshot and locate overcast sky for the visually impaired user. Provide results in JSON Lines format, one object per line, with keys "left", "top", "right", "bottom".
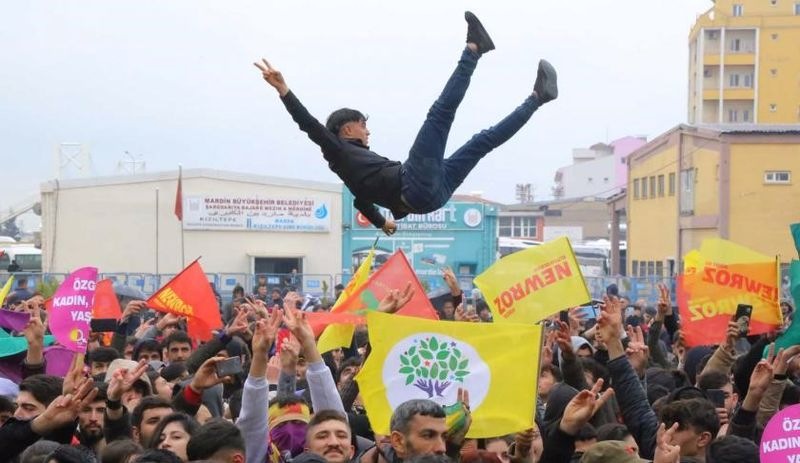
{"left": 0, "top": 1, "right": 710, "bottom": 210}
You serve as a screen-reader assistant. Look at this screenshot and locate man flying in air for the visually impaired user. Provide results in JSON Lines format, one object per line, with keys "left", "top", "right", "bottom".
{"left": 255, "top": 11, "right": 557, "bottom": 235}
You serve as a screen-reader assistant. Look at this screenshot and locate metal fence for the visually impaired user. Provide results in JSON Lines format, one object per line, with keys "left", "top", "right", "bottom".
{"left": 3, "top": 271, "right": 790, "bottom": 309}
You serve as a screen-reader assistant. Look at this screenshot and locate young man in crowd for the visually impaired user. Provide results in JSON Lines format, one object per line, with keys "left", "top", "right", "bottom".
{"left": 255, "top": 12, "right": 557, "bottom": 234}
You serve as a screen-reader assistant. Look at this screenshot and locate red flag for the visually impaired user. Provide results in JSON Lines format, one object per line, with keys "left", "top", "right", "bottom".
{"left": 92, "top": 279, "right": 122, "bottom": 320}
{"left": 174, "top": 170, "right": 183, "bottom": 221}
{"left": 333, "top": 249, "right": 439, "bottom": 320}
{"left": 147, "top": 260, "right": 222, "bottom": 341}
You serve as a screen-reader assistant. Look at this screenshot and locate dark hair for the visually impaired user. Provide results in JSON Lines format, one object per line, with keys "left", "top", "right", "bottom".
{"left": 228, "top": 389, "right": 243, "bottom": 422}
{"left": 325, "top": 108, "right": 367, "bottom": 135}
{"left": 579, "top": 357, "right": 609, "bottom": 387}
{"left": 88, "top": 346, "right": 121, "bottom": 364}
{"left": 20, "top": 440, "right": 60, "bottom": 463}
{"left": 92, "top": 381, "right": 109, "bottom": 402}
{"left": 695, "top": 353, "right": 715, "bottom": 378}
{"left": 595, "top": 423, "right": 631, "bottom": 442}
{"left": 389, "top": 399, "right": 445, "bottom": 435}
{"left": 647, "top": 385, "right": 671, "bottom": 406}
{"left": 335, "top": 357, "right": 363, "bottom": 384}
{"left": 147, "top": 412, "right": 199, "bottom": 449}
{"left": 0, "top": 395, "right": 15, "bottom": 414}
{"left": 540, "top": 364, "right": 563, "bottom": 382}
{"left": 186, "top": 418, "right": 245, "bottom": 461}
{"left": 19, "top": 374, "right": 63, "bottom": 407}
{"left": 697, "top": 371, "right": 732, "bottom": 392}
{"left": 659, "top": 398, "right": 720, "bottom": 437}
{"left": 269, "top": 393, "right": 309, "bottom": 409}
{"left": 233, "top": 285, "right": 244, "bottom": 297}
{"left": 134, "top": 449, "right": 183, "bottom": 463}
{"left": 164, "top": 331, "right": 192, "bottom": 350}
{"left": 160, "top": 363, "right": 188, "bottom": 383}
{"left": 101, "top": 439, "right": 143, "bottom": 463}
{"left": 46, "top": 444, "right": 98, "bottom": 463}
{"left": 134, "top": 340, "right": 162, "bottom": 362}
{"left": 706, "top": 435, "right": 758, "bottom": 463}
{"left": 307, "top": 409, "right": 349, "bottom": 439}
{"left": 131, "top": 396, "right": 173, "bottom": 429}
{"left": 575, "top": 423, "right": 597, "bottom": 441}
{"left": 781, "top": 384, "right": 800, "bottom": 408}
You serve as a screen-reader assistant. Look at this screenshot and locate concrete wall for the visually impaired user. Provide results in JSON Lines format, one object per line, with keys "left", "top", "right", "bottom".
{"left": 728, "top": 140, "right": 800, "bottom": 260}
{"left": 41, "top": 170, "right": 343, "bottom": 276}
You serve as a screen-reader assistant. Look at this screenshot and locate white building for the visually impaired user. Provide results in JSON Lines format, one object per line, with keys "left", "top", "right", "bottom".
{"left": 552, "top": 136, "right": 647, "bottom": 200}
{"left": 40, "top": 169, "right": 343, "bottom": 289}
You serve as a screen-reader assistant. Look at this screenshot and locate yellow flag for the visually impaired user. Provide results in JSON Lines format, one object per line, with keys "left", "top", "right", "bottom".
{"left": 317, "top": 249, "right": 375, "bottom": 353}
{"left": 356, "top": 312, "right": 542, "bottom": 437}
{"left": 474, "top": 237, "right": 590, "bottom": 324}
{"left": 678, "top": 238, "right": 782, "bottom": 347}
{"left": 0, "top": 275, "right": 14, "bottom": 306}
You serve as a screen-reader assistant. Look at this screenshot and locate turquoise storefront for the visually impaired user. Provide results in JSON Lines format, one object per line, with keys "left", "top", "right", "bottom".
{"left": 341, "top": 189, "right": 498, "bottom": 291}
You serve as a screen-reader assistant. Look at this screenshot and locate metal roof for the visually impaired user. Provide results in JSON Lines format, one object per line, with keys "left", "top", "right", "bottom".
{"left": 40, "top": 168, "right": 343, "bottom": 194}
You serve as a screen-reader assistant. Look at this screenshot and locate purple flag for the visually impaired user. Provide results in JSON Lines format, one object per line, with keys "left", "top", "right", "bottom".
{"left": 0, "top": 309, "right": 30, "bottom": 333}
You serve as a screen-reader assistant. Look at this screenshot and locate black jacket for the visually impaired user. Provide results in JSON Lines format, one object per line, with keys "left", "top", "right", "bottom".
{"left": 280, "top": 91, "right": 407, "bottom": 228}
{"left": 0, "top": 417, "right": 76, "bottom": 461}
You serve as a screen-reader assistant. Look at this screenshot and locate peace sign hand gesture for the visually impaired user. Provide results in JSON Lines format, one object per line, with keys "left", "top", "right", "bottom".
{"left": 253, "top": 58, "right": 289, "bottom": 96}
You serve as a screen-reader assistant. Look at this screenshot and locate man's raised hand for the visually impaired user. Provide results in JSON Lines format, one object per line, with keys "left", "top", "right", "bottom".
{"left": 108, "top": 359, "right": 149, "bottom": 402}
{"left": 377, "top": 282, "right": 414, "bottom": 315}
{"left": 253, "top": 59, "right": 289, "bottom": 97}
{"left": 381, "top": 219, "right": 397, "bottom": 236}
{"left": 559, "top": 379, "right": 614, "bottom": 435}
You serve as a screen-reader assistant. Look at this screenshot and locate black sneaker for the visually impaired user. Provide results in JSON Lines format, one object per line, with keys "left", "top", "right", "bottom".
{"left": 534, "top": 59, "right": 558, "bottom": 103}
{"left": 465, "top": 11, "right": 495, "bottom": 55}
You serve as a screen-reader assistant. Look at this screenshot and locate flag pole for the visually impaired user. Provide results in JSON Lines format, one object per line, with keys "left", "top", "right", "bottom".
{"left": 179, "top": 165, "right": 185, "bottom": 267}
{"left": 155, "top": 188, "right": 160, "bottom": 275}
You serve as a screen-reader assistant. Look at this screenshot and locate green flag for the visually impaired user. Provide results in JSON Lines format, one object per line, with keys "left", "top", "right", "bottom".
{"left": 765, "top": 224, "right": 800, "bottom": 354}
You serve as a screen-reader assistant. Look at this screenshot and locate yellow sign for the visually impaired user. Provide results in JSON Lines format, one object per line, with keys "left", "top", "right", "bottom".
{"left": 474, "top": 237, "right": 590, "bottom": 323}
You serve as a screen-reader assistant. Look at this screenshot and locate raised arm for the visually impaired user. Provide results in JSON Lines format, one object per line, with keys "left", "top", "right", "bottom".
{"left": 254, "top": 58, "right": 342, "bottom": 156}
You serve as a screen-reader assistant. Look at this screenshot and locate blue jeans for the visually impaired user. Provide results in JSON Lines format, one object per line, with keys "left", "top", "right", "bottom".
{"left": 401, "top": 48, "right": 542, "bottom": 213}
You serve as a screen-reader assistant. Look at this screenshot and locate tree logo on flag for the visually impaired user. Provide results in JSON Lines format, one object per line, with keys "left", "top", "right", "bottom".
{"left": 382, "top": 333, "right": 490, "bottom": 411}
{"left": 398, "top": 336, "right": 470, "bottom": 398}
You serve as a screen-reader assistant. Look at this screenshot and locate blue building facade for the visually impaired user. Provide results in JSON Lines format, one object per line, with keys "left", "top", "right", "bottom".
{"left": 341, "top": 189, "right": 498, "bottom": 291}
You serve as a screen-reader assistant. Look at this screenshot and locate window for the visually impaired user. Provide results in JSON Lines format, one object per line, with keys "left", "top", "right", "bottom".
{"left": 499, "top": 217, "right": 512, "bottom": 237}
{"left": 649, "top": 176, "right": 656, "bottom": 198}
{"left": 656, "top": 261, "right": 664, "bottom": 277}
{"left": 744, "top": 73, "right": 753, "bottom": 87}
{"left": 707, "top": 30, "right": 719, "bottom": 40}
{"left": 641, "top": 177, "right": 648, "bottom": 198}
{"left": 647, "top": 261, "right": 656, "bottom": 276}
{"left": 603, "top": 177, "right": 609, "bottom": 183}
{"left": 505, "top": 216, "right": 538, "bottom": 238}
{"left": 795, "top": 3, "right": 800, "bottom": 14}
{"left": 633, "top": 178, "right": 640, "bottom": 199}
{"left": 733, "top": 4, "right": 744, "bottom": 16}
{"left": 680, "top": 169, "right": 696, "bottom": 215}
{"left": 764, "top": 171, "right": 791, "bottom": 184}
{"left": 658, "top": 175, "right": 665, "bottom": 197}
{"left": 771, "top": 68, "right": 778, "bottom": 77}
{"left": 729, "top": 74, "right": 740, "bottom": 87}
{"left": 669, "top": 172, "right": 676, "bottom": 196}
{"left": 728, "top": 109, "right": 738, "bottom": 122}
{"left": 703, "top": 68, "right": 713, "bottom": 78}
{"left": 731, "top": 38, "right": 741, "bottom": 52}
{"left": 743, "top": 109, "right": 751, "bottom": 122}
{"left": 770, "top": 104, "right": 778, "bottom": 112}
{"left": 632, "top": 260, "right": 639, "bottom": 277}
{"left": 772, "top": 33, "right": 779, "bottom": 40}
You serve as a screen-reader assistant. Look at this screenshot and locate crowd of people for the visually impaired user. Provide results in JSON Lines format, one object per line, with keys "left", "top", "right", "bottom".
{"left": 0, "top": 263, "right": 795, "bottom": 463}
